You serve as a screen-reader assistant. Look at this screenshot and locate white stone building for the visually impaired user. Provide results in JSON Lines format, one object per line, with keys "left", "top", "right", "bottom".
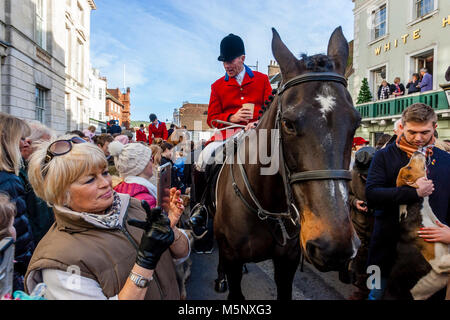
{"left": 0, "top": 0, "right": 67, "bottom": 133}
{"left": 64, "top": 0, "right": 96, "bottom": 132}
{"left": 88, "top": 66, "right": 106, "bottom": 133}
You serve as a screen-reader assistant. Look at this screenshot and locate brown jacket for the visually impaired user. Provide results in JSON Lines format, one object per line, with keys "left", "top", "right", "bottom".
{"left": 24, "top": 194, "right": 180, "bottom": 299}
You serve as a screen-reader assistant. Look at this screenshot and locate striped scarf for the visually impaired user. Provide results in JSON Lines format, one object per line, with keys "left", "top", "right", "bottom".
{"left": 396, "top": 134, "right": 435, "bottom": 159}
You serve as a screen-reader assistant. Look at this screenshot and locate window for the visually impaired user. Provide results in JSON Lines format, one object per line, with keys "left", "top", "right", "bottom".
{"left": 415, "top": 0, "right": 434, "bottom": 19}
{"left": 98, "top": 88, "right": 102, "bottom": 100}
{"left": 370, "top": 66, "right": 386, "bottom": 100}
{"left": 76, "top": 40, "right": 83, "bottom": 82}
{"left": 35, "top": 87, "right": 46, "bottom": 123}
{"left": 35, "top": 0, "right": 47, "bottom": 49}
{"left": 371, "top": 5, "right": 387, "bottom": 41}
{"left": 65, "top": 26, "right": 71, "bottom": 74}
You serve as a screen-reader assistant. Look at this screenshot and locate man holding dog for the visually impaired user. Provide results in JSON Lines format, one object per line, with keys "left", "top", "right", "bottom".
{"left": 365, "top": 103, "right": 450, "bottom": 299}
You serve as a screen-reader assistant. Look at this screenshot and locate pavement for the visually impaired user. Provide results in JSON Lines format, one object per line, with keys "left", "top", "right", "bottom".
{"left": 185, "top": 241, "right": 355, "bottom": 300}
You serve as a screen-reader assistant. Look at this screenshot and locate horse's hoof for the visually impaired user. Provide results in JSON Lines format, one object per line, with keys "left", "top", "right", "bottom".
{"left": 214, "top": 278, "right": 228, "bottom": 293}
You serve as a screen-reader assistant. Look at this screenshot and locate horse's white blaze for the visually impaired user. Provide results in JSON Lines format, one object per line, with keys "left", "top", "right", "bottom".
{"left": 315, "top": 94, "right": 336, "bottom": 118}
{"left": 327, "top": 181, "right": 336, "bottom": 197}
{"left": 338, "top": 181, "right": 348, "bottom": 204}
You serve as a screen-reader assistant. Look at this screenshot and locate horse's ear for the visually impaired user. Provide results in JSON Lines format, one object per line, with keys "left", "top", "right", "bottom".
{"left": 272, "top": 28, "right": 298, "bottom": 80}
{"left": 327, "top": 26, "right": 349, "bottom": 76}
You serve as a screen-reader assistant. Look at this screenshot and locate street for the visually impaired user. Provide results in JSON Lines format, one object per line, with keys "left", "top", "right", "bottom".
{"left": 186, "top": 242, "right": 355, "bottom": 300}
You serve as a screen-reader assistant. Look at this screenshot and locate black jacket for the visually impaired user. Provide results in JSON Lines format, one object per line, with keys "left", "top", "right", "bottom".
{"left": 0, "top": 171, "right": 35, "bottom": 290}
{"left": 389, "top": 83, "right": 405, "bottom": 96}
{"left": 406, "top": 80, "right": 420, "bottom": 94}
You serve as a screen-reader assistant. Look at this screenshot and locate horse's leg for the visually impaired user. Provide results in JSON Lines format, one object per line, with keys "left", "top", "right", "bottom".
{"left": 273, "top": 252, "right": 300, "bottom": 300}
{"left": 215, "top": 245, "right": 228, "bottom": 293}
{"left": 224, "top": 259, "right": 245, "bottom": 301}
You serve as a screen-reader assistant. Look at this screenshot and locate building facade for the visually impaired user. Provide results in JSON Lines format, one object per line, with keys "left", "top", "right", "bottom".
{"left": 64, "top": 0, "right": 96, "bottom": 132}
{"left": 105, "top": 90, "right": 124, "bottom": 125}
{"left": 107, "top": 87, "right": 130, "bottom": 129}
{"left": 88, "top": 66, "right": 106, "bottom": 133}
{"left": 351, "top": 0, "right": 450, "bottom": 142}
{"left": 0, "top": 0, "right": 67, "bottom": 133}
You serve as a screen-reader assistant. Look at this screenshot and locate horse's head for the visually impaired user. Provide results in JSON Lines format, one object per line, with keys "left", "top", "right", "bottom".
{"left": 270, "top": 27, "right": 361, "bottom": 271}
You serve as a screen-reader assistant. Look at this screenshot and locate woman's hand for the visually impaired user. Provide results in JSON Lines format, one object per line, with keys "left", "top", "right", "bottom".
{"left": 418, "top": 220, "right": 450, "bottom": 244}
{"left": 168, "top": 187, "right": 184, "bottom": 228}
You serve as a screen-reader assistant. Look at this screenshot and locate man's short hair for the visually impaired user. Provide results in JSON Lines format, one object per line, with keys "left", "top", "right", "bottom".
{"left": 402, "top": 103, "right": 437, "bottom": 126}
{"left": 92, "top": 133, "right": 114, "bottom": 147}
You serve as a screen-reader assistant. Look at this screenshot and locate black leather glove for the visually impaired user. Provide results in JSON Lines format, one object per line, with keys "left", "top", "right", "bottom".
{"left": 127, "top": 201, "right": 174, "bottom": 270}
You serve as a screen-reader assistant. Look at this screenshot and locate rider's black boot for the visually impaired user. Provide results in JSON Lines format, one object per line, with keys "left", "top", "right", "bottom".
{"left": 189, "top": 203, "right": 208, "bottom": 237}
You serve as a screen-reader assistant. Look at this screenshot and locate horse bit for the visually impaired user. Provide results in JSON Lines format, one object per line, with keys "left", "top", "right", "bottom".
{"left": 229, "top": 71, "right": 352, "bottom": 246}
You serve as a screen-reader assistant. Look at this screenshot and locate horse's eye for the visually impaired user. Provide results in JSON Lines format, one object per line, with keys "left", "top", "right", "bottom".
{"left": 282, "top": 119, "right": 297, "bottom": 134}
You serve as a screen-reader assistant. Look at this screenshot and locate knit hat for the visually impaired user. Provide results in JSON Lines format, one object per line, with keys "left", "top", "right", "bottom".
{"left": 108, "top": 141, "right": 152, "bottom": 178}
{"left": 354, "top": 146, "right": 376, "bottom": 175}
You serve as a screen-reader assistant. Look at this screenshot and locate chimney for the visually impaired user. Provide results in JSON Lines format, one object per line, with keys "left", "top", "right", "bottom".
{"left": 268, "top": 60, "right": 280, "bottom": 78}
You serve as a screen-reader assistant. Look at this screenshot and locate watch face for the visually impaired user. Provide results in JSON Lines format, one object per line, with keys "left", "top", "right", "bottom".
{"left": 138, "top": 278, "right": 148, "bottom": 288}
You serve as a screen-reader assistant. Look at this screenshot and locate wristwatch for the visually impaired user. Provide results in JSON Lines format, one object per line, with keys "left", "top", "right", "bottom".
{"left": 129, "top": 271, "right": 153, "bottom": 288}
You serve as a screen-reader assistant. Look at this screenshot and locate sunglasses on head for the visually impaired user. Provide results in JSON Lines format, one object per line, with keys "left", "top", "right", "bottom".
{"left": 41, "top": 136, "right": 86, "bottom": 177}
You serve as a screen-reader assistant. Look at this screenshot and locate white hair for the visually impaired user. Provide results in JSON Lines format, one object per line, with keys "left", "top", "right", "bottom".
{"left": 27, "top": 120, "right": 56, "bottom": 143}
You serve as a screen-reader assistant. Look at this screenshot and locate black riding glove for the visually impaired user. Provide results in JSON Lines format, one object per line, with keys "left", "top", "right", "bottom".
{"left": 127, "top": 201, "right": 174, "bottom": 270}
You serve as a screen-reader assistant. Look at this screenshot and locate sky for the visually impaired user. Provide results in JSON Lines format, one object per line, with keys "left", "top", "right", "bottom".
{"left": 90, "top": 0, "right": 355, "bottom": 123}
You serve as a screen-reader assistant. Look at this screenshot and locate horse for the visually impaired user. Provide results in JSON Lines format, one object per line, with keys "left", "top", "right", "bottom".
{"left": 383, "top": 151, "right": 449, "bottom": 299}
{"left": 212, "top": 27, "right": 362, "bottom": 300}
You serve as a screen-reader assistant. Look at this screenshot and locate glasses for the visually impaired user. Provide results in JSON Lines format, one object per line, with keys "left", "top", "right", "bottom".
{"left": 41, "top": 136, "right": 86, "bottom": 177}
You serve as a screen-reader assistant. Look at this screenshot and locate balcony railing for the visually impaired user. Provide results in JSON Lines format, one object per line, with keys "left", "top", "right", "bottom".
{"left": 355, "top": 89, "right": 449, "bottom": 119}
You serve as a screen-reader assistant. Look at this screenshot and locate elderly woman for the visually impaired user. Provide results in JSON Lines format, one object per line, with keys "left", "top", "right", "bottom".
{"left": 25, "top": 136, "right": 188, "bottom": 300}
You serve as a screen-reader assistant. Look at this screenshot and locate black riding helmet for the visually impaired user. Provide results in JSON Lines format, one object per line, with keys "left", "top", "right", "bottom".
{"left": 218, "top": 34, "right": 245, "bottom": 62}
{"left": 354, "top": 146, "right": 377, "bottom": 175}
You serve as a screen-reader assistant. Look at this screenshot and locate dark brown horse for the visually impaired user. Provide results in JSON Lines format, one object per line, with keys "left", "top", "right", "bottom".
{"left": 213, "top": 27, "right": 361, "bottom": 300}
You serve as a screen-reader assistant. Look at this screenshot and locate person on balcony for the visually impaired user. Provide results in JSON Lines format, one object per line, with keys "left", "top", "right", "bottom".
{"left": 406, "top": 73, "right": 420, "bottom": 94}
{"left": 377, "top": 80, "right": 391, "bottom": 100}
{"left": 390, "top": 77, "right": 405, "bottom": 97}
{"left": 418, "top": 68, "right": 433, "bottom": 93}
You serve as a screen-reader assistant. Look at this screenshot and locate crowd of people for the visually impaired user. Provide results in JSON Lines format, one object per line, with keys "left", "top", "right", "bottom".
{"left": 0, "top": 111, "right": 204, "bottom": 300}
{"left": 377, "top": 68, "right": 433, "bottom": 100}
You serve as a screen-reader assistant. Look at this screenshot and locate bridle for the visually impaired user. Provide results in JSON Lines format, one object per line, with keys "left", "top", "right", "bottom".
{"left": 229, "top": 71, "right": 352, "bottom": 245}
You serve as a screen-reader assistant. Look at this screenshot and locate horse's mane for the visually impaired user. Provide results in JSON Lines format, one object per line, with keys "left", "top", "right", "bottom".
{"left": 300, "top": 53, "right": 335, "bottom": 72}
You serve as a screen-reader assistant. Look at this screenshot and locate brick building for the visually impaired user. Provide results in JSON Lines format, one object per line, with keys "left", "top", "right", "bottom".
{"left": 105, "top": 90, "right": 124, "bottom": 125}
{"left": 179, "top": 102, "right": 208, "bottom": 131}
{"left": 107, "top": 87, "right": 130, "bottom": 129}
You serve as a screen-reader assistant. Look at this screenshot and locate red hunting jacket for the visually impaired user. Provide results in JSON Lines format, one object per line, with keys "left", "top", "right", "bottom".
{"left": 135, "top": 129, "right": 148, "bottom": 143}
{"left": 207, "top": 65, "right": 272, "bottom": 144}
{"left": 148, "top": 121, "right": 168, "bottom": 140}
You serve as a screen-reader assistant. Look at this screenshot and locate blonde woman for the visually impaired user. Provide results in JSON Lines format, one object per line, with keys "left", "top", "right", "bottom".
{"left": 25, "top": 136, "right": 187, "bottom": 299}
{"left": 0, "top": 113, "right": 34, "bottom": 291}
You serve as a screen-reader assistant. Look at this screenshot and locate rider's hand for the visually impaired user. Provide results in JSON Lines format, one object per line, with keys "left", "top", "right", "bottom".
{"left": 229, "top": 108, "right": 252, "bottom": 123}
{"left": 168, "top": 187, "right": 184, "bottom": 228}
{"left": 355, "top": 200, "right": 368, "bottom": 213}
{"left": 244, "top": 121, "right": 258, "bottom": 131}
{"left": 128, "top": 202, "right": 174, "bottom": 270}
{"left": 415, "top": 177, "right": 434, "bottom": 197}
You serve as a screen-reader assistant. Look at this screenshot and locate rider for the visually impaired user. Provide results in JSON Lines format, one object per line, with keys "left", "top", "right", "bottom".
{"left": 148, "top": 113, "right": 168, "bottom": 141}
{"left": 189, "top": 33, "right": 272, "bottom": 235}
